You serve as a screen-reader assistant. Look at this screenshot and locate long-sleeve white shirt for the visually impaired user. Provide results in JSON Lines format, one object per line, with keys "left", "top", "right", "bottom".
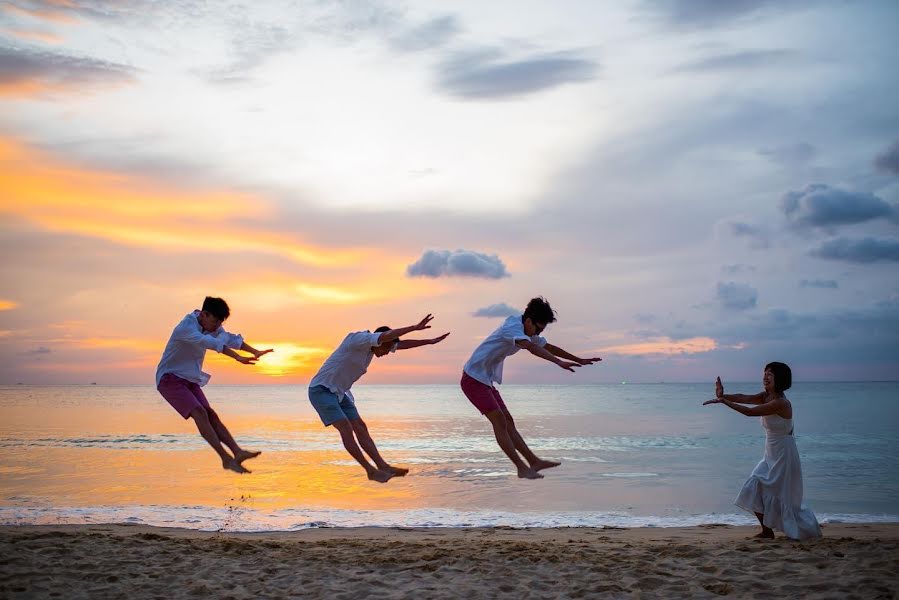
{"left": 309, "top": 331, "right": 395, "bottom": 403}
{"left": 463, "top": 315, "right": 547, "bottom": 386}
{"left": 155, "top": 310, "right": 244, "bottom": 387}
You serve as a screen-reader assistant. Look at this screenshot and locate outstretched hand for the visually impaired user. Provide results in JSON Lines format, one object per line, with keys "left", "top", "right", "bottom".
{"left": 415, "top": 314, "right": 434, "bottom": 331}
{"left": 715, "top": 376, "right": 724, "bottom": 399}
{"left": 702, "top": 398, "right": 722, "bottom": 406}
{"left": 236, "top": 355, "right": 258, "bottom": 365}
{"left": 254, "top": 348, "right": 274, "bottom": 359}
{"left": 577, "top": 357, "right": 602, "bottom": 366}
{"left": 430, "top": 332, "right": 450, "bottom": 344}
{"left": 557, "top": 360, "right": 582, "bottom": 373}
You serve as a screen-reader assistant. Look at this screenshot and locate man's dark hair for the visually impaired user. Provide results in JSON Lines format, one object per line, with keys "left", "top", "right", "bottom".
{"left": 374, "top": 326, "right": 391, "bottom": 333}
{"left": 522, "top": 296, "right": 557, "bottom": 325}
{"left": 202, "top": 296, "right": 230, "bottom": 321}
{"left": 765, "top": 361, "right": 792, "bottom": 392}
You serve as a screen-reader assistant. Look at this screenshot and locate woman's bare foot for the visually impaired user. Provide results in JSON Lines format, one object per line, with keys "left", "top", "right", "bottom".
{"left": 367, "top": 469, "right": 394, "bottom": 483}
{"left": 531, "top": 459, "right": 561, "bottom": 471}
{"left": 223, "top": 458, "right": 250, "bottom": 474}
{"left": 234, "top": 450, "right": 261, "bottom": 465}
{"left": 753, "top": 528, "right": 775, "bottom": 539}
{"left": 384, "top": 465, "right": 409, "bottom": 477}
{"left": 517, "top": 467, "right": 544, "bottom": 479}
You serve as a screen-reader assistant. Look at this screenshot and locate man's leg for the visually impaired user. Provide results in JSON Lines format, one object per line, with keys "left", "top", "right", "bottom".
{"left": 484, "top": 410, "right": 542, "bottom": 479}
{"left": 189, "top": 406, "right": 248, "bottom": 474}
{"left": 351, "top": 418, "right": 408, "bottom": 477}
{"left": 491, "top": 389, "right": 560, "bottom": 472}
{"left": 207, "top": 408, "right": 261, "bottom": 465}
{"left": 331, "top": 418, "right": 393, "bottom": 483}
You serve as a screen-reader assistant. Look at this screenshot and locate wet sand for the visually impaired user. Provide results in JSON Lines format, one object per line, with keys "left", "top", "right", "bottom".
{"left": 1, "top": 523, "right": 896, "bottom": 599}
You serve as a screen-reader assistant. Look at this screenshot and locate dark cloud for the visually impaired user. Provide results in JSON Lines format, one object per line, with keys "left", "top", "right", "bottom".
{"left": 472, "top": 303, "right": 519, "bottom": 318}
{"left": 0, "top": 45, "right": 135, "bottom": 90}
{"left": 389, "top": 15, "right": 460, "bottom": 51}
{"left": 758, "top": 142, "right": 816, "bottom": 166}
{"left": 717, "top": 281, "right": 758, "bottom": 311}
{"left": 406, "top": 249, "right": 510, "bottom": 279}
{"left": 781, "top": 184, "right": 895, "bottom": 230}
{"left": 799, "top": 279, "right": 838, "bottom": 289}
{"left": 436, "top": 49, "right": 597, "bottom": 99}
{"left": 728, "top": 221, "right": 769, "bottom": 249}
{"left": 810, "top": 237, "right": 899, "bottom": 264}
{"left": 874, "top": 139, "right": 899, "bottom": 174}
{"left": 674, "top": 49, "right": 800, "bottom": 72}
{"left": 642, "top": 0, "right": 806, "bottom": 28}
{"left": 26, "top": 346, "right": 51, "bottom": 354}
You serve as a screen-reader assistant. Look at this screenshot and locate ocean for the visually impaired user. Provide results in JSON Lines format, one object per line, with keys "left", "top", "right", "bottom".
{"left": 1, "top": 382, "right": 897, "bottom": 531}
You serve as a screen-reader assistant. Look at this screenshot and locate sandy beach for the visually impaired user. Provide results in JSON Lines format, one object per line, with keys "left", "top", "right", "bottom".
{"left": 1, "top": 523, "right": 896, "bottom": 599}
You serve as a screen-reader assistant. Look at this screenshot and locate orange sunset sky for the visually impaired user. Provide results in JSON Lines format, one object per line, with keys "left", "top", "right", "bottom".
{"left": 2, "top": 1, "right": 898, "bottom": 384}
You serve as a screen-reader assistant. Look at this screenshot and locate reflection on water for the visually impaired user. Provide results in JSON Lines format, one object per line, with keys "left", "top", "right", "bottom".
{"left": 1, "top": 383, "right": 898, "bottom": 529}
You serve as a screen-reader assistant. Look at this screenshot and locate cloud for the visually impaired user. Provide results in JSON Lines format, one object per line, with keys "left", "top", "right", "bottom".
{"left": 674, "top": 49, "right": 800, "bottom": 72}
{"left": 642, "top": 0, "right": 805, "bottom": 28}
{"left": 0, "top": 44, "right": 134, "bottom": 96}
{"left": 389, "top": 15, "right": 460, "bottom": 51}
{"left": 202, "top": 21, "right": 293, "bottom": 84}
{"left": 810, "top": 237, "right": 899, "bottom": 264}
{"left": 758, "top": 142, "right": 816, "bottom": 166}
{"left": 406, "top": 249, "right": 510, "bottom": 279}
{"left": 799, "top": 279, "right": 838, "bottom": 289}
{"left": 27, "top": 346, "right": 51, "bottom": 354}
{"left": 721, "top": 264, "right": 756, "bottom": 275}
{"left": 436, "top": 49, "right": 597, "bottom": 99}
{"left": 472, "top": 303, "right": 519, "bottom": 318}
{"left": 781, "top": 184, "right": 895, "bottom": 230}
{"left": 717, "top": 281, "right": 758, "bottom": 311}
{"left": 874, "top": 139, "right": 899, "bottom": 174}
{"left": 727, "top": 220, "right": 769, "bottom": 249}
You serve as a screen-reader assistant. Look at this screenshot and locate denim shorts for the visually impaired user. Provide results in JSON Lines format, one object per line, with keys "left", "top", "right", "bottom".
{"left": 308, "top": 384, "right": 360, "bottom": 426}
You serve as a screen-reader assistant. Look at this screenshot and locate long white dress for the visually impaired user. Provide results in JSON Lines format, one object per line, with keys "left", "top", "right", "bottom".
{"left": 734, "top": 413, "right": 822, "bottom": 540}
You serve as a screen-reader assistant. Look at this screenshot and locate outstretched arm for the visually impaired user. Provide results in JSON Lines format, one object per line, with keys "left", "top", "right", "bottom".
{"left": 377, "top": 314, "right": 434, "bottom": 345}
{"left": 240, "top": 341, "right": 274, "bottom": 359}
{"left": 396, "top": 332, "right": 450, "bottom": 351}
{"left": 704, "top": 377, "right": 780, "bottom": 415}
{"left": 517, "top": 339, "right": 581, "bottom": 372}
{"left": 222, "top": 347, "right": 259, "bottom": 365}
{"left": 544, "top": 343, "right": 602, "bottom": 366}
{"left": 703, "top": 376, "right": 766, "bottom": 404}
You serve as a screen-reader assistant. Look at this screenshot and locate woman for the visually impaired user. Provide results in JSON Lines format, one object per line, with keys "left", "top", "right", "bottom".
{"left": 704, "top": 362, "right": 821, "bottom": 540}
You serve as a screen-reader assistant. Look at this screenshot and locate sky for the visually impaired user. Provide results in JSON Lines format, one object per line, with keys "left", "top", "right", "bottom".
{"left": 1, "top": 0, "right": 898, "bottom": 385}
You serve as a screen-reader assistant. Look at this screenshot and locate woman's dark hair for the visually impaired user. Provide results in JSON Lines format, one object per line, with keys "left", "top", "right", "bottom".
{"left": 522, "top": 296, "right": 557, "bottom": 325}
{"left": 374, "top": 326, "right": 391, "bottom": 333}
{"left": 765, "top": 361, "right": 792, "bottom": 392}
{"left": 202, "top": 296, "right": 230, "bottom": 321}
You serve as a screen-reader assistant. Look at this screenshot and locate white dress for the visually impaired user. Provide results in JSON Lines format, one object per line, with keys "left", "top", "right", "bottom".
{"left": 734, "top": 414, "right": 822, "bottom": 540}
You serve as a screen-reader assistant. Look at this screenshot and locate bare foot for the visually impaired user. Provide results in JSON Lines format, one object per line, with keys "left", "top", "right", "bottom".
{"left": 753, "top": 529, "right": 775, "bottom": 539}
{"left": 367, "top": 469, "right": 394, "bottom": 483}
{"left": 517, "top": 467, "right": 544, "bottom": 480}
{"left": 531, "top": 459, "right": 561, "bottom": 472}
{"left": 223, "top": 458, "right": 250, "bottom": 474}
{"left": 235, "top": 449, "right": 262, "bottom": 465}
{"left": 384, "top": 465, "right": 409, "bottom": 477}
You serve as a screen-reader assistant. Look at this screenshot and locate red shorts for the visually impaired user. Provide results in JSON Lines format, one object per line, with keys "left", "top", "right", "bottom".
{"left": 461, "top": 371, "right": 510, "bottom": 416}
{"left": 157, "top": 373, "right": 211, "bottom": 419}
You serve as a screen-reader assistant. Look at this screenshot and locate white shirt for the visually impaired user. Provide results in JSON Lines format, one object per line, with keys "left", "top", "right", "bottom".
{"left": 309, "top": 331, "right": 396, "bottom": 402}
{"left": 463, "top": 315, "right": 547, "bottom": 386}
{"left": 155, "top": 310, "right": 244, "bottom": 387}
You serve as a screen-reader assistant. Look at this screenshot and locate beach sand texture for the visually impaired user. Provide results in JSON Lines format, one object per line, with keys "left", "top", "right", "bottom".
{"left": 1, "top": 523, "right": 896, "bottom": 599}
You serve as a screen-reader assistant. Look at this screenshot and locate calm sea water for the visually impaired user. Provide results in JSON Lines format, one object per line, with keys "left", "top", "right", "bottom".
{"left": 1, "top": 383, "right": 897, "bottom": 530}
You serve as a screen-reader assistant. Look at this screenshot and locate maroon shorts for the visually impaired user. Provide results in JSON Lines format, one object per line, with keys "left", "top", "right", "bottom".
{"left": 461, "top": 371, "right": 510, "bottom": 416}
{"left": 157, "top": 373, "right": 211, "bottom": 419}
